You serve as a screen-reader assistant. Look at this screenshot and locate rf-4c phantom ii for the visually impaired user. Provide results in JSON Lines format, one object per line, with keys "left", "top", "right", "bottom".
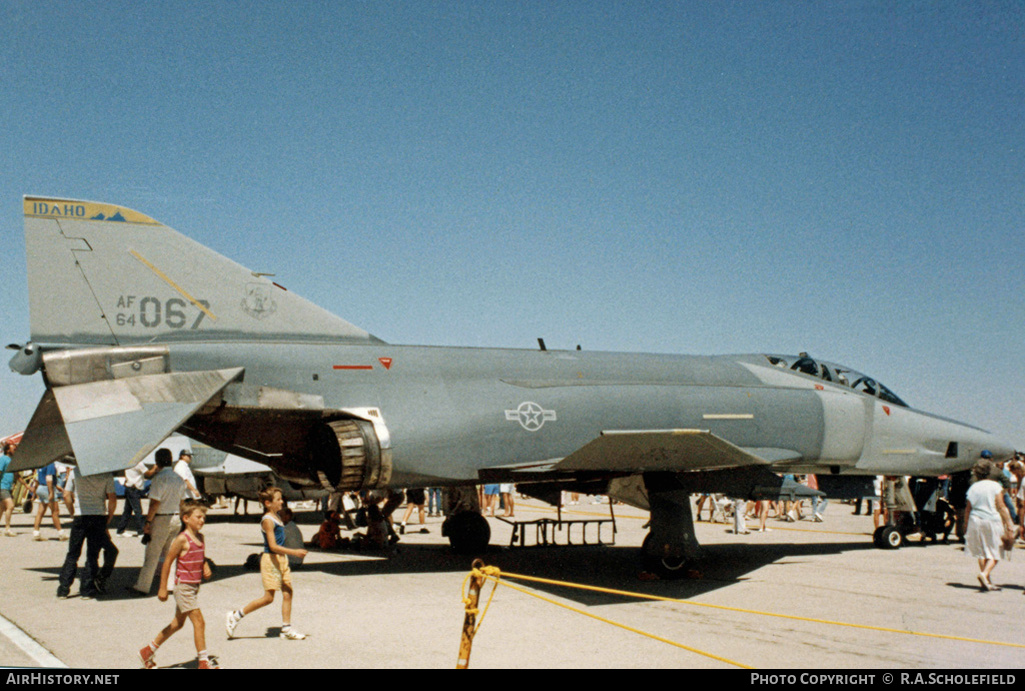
{"left": 8, "top": 197, "right": 1014, "bottom": 575}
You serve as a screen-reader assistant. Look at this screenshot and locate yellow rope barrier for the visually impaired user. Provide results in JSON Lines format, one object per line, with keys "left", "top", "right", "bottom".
{"left": 463, "top": 564, "right": 752, "bottom": 669}
{"left": 487, "top": 568, "right": 1025, "bottom": 650}
{"left": 459, "top": 560, "right": 1025, "bottom": 668}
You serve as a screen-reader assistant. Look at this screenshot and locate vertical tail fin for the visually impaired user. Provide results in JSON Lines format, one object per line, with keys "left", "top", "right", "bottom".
{"left": 23, "top": 197, "right": 382, "bottom": 346}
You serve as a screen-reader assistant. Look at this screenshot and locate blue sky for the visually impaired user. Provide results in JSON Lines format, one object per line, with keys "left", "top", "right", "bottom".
{"left": 2, "top": 1, "right": 1023, "bottom": 448}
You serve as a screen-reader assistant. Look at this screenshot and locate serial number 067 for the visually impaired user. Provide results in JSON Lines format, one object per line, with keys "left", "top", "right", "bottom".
{"left": 115, "top": 296, "right": 209, "bottom": 329}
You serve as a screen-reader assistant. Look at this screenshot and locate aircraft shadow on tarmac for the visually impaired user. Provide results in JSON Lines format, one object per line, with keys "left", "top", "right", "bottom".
{"left": 25, "top": 539, "right": 872, "bottom": 607}
{"left": 225, "top": 538, "right": 880, "bottom": 606}
{"left": 449, "top": 540, "right": 879, "bottom": 606}
{"left": 25, "top": 502, "right": 885, "bottom": 608}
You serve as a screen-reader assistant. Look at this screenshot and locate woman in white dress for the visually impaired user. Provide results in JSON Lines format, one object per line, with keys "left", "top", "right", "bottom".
{"left": 965, "top": 455, "right": 1016, "bottom": 591}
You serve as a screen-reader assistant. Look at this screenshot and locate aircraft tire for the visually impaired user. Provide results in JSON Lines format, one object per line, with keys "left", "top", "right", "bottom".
{"left": 879, "top": 525, "right": 903, "bottom": 550}
{"left": 443, "top": 511, "right": 491, "bottom": 555}
{"left": 872, "top": 525, "right": 887, "bottom": 548}
{"left": 641, "top": 533, "right": 693, "bottom": 580}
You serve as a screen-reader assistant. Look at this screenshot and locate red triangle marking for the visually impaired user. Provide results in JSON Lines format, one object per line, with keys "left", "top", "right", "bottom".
{"left": 379, "top": 357, "right": 393, "bottom": 370}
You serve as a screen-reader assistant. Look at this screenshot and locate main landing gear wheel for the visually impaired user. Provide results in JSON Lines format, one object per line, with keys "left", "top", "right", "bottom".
{"left": 873, "top": 525, "right": 903, "bottom": 549}
{"left": 443, "top": 511, "right": 491, "bottom": 555}
{"left": 641, "top": 533, "right": 696, "bottom": 580}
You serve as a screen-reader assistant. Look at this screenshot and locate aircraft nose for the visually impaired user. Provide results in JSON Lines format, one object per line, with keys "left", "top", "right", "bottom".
{"left": 857, "top": 406, "right": 1017, "bottom": 476}
{"left": 950, "top": 426, "right": 1017, "bottom": 471}
{"left": 980, "top": 438, "right": 1016, "bottom": 463}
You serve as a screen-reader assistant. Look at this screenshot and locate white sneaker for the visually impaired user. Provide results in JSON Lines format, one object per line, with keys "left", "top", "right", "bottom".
{"left": 199, "top": 655, "right": 220, "bottom": 669}
{"left": 58, "top": 531, "right": 69, "bottom": 541}
{"left": 226, "top": 611, "right": 241, "bottom": 639}
{"left": 279, "top": 626, "right": 306, "bottom": 640}
{"left": 33, "top": 531, "right": 43, "bottom": 541}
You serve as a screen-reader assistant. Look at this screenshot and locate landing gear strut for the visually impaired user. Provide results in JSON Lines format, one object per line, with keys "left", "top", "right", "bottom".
{"left": 641, "top": 484, "right": 701, "bottom": 579}
{"left": 873, "top": 476, "right": 917, "bottom": 550}
{"left": 444, "top": 512, "right": 491, "bottom": 554}
{"left": 441, "top": 486, "right": 491, "bottom": 555}
{"left": 642, "top": 533, "right": 697, "bottom": 579}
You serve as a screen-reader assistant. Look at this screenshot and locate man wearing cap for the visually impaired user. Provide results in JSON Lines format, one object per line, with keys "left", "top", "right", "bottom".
{"left": 174, "top": 449, "right": 201, "bottom": 500}
{"left": 130, "top": 448, "right": 186, "bottom": 596}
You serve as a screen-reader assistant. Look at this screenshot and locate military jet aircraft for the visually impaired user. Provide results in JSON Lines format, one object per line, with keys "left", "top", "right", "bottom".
{"left": 8, "top": 196, "right": 1014, "bottom": 575}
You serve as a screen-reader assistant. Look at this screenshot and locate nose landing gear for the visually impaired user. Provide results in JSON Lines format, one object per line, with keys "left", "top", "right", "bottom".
{"left": 873, "top": 524, "right": 903, "bottom": 549}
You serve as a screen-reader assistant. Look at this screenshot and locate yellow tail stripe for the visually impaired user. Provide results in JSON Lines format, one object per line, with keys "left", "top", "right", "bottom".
{"left": 129, "top": 250, "right": 217, "bottom": 321}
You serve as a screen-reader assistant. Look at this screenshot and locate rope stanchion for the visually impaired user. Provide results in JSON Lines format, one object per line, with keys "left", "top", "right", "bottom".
{"left": 456, "top": 559, "right": 487, "bottom": 669}
{"left": 457, "top": 560, "right": 504, "bottom": 669}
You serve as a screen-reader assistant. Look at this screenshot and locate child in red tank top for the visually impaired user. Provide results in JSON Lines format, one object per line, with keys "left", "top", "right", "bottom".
{"left": 139, "top": 500, "right": 218, "bottom": 669}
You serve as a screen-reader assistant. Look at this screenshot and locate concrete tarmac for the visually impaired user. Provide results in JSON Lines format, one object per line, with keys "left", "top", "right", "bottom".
{"left": 0, "top": 497, "right": 1021, "bottom": 669}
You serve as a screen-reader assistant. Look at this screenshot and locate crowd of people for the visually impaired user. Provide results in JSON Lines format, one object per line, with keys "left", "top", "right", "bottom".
{"left": 311, "top": 489, "right": 410, "bottom": 551}
{"left": 0, "top": 442, "right": 309, "bottom": 670}
{"left": 694, "top": 455, "right": 1025, "bottom": 591}
{"left": 694, "top": 474, "right": 829, "bottom": 534}
{"left": 309, "top": 484, "right": 524, "bottom": 550}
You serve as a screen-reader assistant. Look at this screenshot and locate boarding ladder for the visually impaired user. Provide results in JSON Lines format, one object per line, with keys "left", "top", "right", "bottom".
{"left": 496, "top": 499, "right": 617, "bottom": 548}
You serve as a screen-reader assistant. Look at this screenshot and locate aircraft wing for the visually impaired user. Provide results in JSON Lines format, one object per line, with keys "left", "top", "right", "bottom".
{"left": 480, "top": 429, "right": 806, "bottom": 510}
{"left": 556, "top": 429, "right": 783, "bottom": 473}
{"left": 11, "top": 368, "right": 243, "bottom": 476}
{"left": 486, "top": 429, "right": 801, "bottom": 478}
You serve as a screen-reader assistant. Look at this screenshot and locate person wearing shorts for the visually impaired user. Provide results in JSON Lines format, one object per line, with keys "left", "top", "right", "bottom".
{"left": 1, "top": 443, "right": 16, "bottom": 537}
{"left": 399, "top": 487, "right": 427, "bottom": 534}
{"left": 261, "top": 551, "right": 292, "bottom": 590}
{"left": 32, "top": 462, "right": 66, "bottom": 541}
{"left": 226, "top": 487, "right": 308, "bottom": 641}
{"left": 139, "top": 500, "right": 217, "bottom": 669}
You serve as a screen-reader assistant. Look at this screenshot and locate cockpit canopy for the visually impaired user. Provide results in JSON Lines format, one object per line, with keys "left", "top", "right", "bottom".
{"left": 764, "top": 353, "right": 908, "bottom": 408}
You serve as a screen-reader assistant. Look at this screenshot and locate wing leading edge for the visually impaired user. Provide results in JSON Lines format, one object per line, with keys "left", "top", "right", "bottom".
{"left": 485, "top": 429, "right": 801, "bottom": 478}
{"left": 558, "top": 429, "right": 782, "bottom": 472}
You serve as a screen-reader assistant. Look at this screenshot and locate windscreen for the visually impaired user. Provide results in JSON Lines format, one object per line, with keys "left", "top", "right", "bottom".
{"left": 764, "top": 354, "right": 908, "bottom": 408}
